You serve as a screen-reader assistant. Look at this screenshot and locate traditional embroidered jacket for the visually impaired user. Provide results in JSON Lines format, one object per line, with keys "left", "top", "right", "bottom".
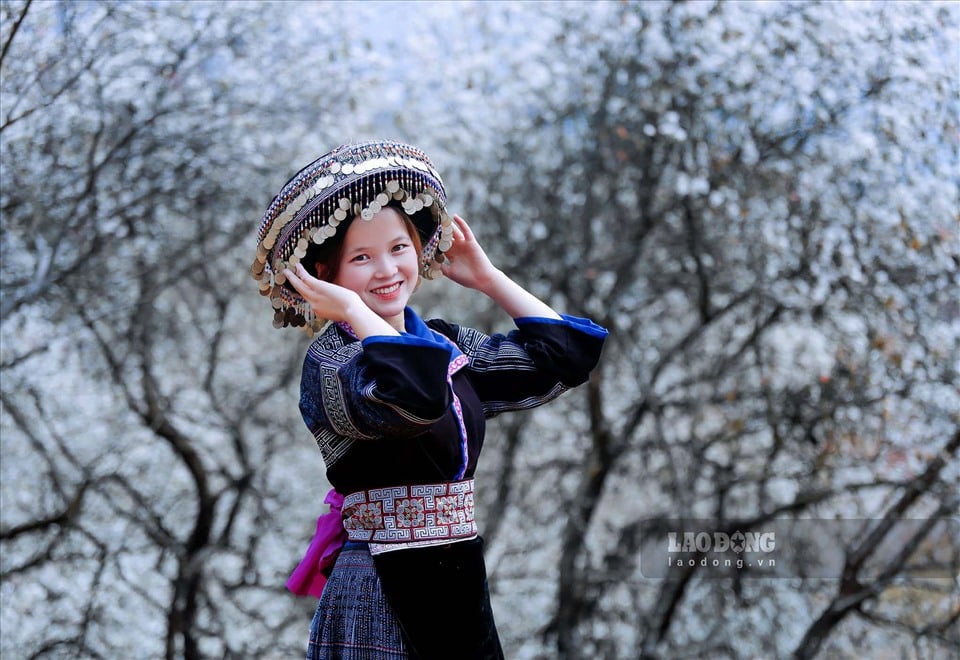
{"left": 299, "top": 308, "right": 607, "bottom": 493}
{"left": 297, "top": 307, "right": 607, "bottom": 658}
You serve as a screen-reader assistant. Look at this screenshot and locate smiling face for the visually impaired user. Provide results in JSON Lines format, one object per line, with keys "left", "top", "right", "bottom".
{"left": 332, "top": 206, "right": 422, "bottom": 331}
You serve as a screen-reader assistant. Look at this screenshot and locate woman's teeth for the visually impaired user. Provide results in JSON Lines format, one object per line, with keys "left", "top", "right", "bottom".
{"left": 372, "top": 283, "right": 401, "bottom": 295}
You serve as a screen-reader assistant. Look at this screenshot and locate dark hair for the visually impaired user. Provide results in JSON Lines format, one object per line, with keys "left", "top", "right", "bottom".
{"left": 300, "top": 202, "right": 424, "bottom": 282}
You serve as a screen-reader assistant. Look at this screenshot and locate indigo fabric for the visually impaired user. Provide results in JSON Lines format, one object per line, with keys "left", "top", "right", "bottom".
{"left": 308, "top": 543, "right": 407, "bottom": 659}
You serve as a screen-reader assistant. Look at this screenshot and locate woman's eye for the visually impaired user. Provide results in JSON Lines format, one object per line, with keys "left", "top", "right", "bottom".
{"left": 350, "top": 254, "right": 369, "bottom": 263}
{"left": 392, "top": 243, "right": 409, "bottom": 252}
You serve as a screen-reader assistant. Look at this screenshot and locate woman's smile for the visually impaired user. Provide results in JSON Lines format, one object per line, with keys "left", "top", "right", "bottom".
{"left": 371, "top": 282, "right": 402, "bottom": 297}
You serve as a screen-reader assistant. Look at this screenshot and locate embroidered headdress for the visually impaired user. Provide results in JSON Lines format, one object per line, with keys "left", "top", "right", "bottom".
{"left": 251, "top": 139, "right": 453, "bottom": 332}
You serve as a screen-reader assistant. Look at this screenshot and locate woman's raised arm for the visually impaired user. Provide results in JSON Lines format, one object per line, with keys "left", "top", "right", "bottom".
{"left": 441, "top": 215, "right": 562, "bottom": 321}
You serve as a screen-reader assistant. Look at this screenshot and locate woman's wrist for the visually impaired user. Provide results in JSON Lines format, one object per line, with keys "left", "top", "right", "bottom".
{"left": 342, "top": 299, "right": 400, "bottom": 338}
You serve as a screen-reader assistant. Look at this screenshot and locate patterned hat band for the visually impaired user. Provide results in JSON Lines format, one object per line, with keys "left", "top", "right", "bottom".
{"left": 251, "top": 140, "right": 454, "bottom": 332}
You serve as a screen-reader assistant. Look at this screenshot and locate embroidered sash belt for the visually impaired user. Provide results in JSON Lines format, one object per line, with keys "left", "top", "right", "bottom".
{"left": 342, "top": 478, "right": 478, "bottom": 555}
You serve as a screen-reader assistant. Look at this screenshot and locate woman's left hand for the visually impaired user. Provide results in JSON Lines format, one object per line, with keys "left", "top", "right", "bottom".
{"left": 440, "top": 215, "right": 501, "bottom": 291}
{"left": 442, "top": 214, "right": 562, "bottom": 320}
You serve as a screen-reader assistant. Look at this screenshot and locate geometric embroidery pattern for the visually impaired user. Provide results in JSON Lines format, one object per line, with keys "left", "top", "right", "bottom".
{"left": 342, "top": 479, "right": 477, "bottom": 554}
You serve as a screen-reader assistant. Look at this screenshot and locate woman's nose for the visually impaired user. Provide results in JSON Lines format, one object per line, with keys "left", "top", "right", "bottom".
{"left": 374, "top": 256, "right": 398, "bottom": 278}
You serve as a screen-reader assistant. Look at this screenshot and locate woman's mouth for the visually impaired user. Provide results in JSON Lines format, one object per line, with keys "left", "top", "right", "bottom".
{"left": 371, "top": 282, "right": 402, "bottom": 297}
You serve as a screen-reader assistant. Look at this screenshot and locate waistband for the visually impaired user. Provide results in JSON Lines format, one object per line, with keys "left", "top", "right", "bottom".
{"left": 342, "top": 478, "right": 478, "bottom": 555}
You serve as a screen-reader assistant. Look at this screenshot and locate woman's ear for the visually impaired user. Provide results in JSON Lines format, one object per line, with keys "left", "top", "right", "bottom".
{"left": 315, "top": 264, "right": 329, "bottom": 281}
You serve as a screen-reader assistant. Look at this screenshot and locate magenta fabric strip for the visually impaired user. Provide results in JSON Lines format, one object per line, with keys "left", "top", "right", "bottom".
{"left": 287, "top": 488, "right": 347, "bottom": 598}
{"left": 447, "top": 353, "right": 470, "bottom": 479}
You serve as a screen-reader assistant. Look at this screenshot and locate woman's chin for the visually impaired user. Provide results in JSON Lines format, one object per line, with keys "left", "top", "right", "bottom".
{"left": 365, "top": 295, "right": 410, "bottom": 325}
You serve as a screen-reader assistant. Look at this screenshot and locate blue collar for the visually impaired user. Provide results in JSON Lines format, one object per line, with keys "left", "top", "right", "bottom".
{"left": 401, "top": 307, "right": 463, "bottom": 359}
{"left": 337, "top": 307, "right": 462, "bottom": 359}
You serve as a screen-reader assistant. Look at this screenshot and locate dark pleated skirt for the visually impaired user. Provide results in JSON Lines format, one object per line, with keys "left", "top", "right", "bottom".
{"left": 307, "top": 542, "right": 408, "bottom": 659}
{"left": 307, "top": 539, "right": 504, "bottom": 660}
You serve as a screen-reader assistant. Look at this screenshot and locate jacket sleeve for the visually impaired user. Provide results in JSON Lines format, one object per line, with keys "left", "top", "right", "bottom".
{"left": 299, "top": 332, "right": 453, "bottom": 446}
{"left": 429, "top": 314, "right": 608, "bottom": 417}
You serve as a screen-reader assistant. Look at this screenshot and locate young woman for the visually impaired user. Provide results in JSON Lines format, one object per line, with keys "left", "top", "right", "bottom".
{"left": 252, "top": 140, "right": 607, "bottom": 659}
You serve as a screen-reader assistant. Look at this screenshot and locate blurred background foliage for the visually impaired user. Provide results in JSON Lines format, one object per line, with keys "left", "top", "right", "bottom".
{"left": 1, "top": 1, "right": 957, "bottom": 658}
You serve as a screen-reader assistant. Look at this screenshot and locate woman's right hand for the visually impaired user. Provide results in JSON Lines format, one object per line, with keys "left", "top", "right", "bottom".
{"left": 283, "top": 263, "right": 362, "bottom": 324}
{"left": 283, "top": 263, "right": 400, "bottom": 337}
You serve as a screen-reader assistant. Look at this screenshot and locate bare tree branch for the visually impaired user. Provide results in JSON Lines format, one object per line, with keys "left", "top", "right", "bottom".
{"left": 0, "top": 0, "right": 31, "bottom": 67}
{"left": 793, "top": 429, "right": 960, "bottom": 660}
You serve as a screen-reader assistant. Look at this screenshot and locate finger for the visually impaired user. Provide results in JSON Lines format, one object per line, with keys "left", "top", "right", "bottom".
{"left": 283, "top": 268, "right": 305, "bottom": 294}
{"left": 450, "top": 221, "right": 465, "bottom": 243}
{"left": 449, "top": 216, "right": 468, "bottom": 245}
{"left": 285, "top": 264, "right": 321, "bottom": 295}
{"left": 295, "top": 262, "right": 314, "bottom": 280}
{"left": 453, "top": 214, "right": 475, "bottom": 241}
{"left": 297, "top": 261, "right": 329, "bottom": 282}
{"left": 293, "top": 263, "right": 325, "bottom": 291}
